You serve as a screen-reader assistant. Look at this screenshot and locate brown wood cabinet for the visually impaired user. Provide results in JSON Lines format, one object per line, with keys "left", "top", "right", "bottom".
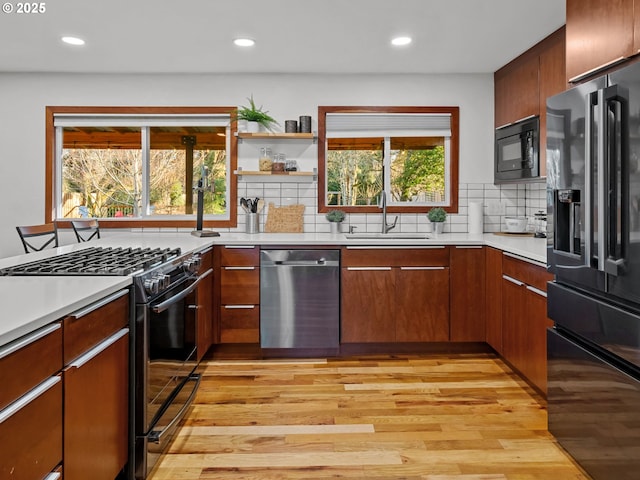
{"left": 341, "top": 246, "right": 450, "bottom": 343}
{"left": 217, "top": 245, "right": 260, "bottom": 343}
{"left": 63, "top": 289, "right": 129, "bottom": 480}
{"left": 449, "top": 246, "right": 486, "bottom": 342}
{"left": 0, "top": 324, "right": 63, "bottom": 480}
{"left": 196, "top": 248, "right": 214, "bottom": 361}
{"left": 566, "top": 0, "right": 634, "bottom": 83}
{"left": 494, "top": 55, "right": 539, "bottom": 128}
{"left": 485, "top": 247, "right": 503, "bottom": 353}
{"left": 500, "top": 253, "right": 554, "bottom": 394}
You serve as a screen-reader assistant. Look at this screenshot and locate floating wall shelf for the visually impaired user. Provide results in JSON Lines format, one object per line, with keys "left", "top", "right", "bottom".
{"left": 234, "top": 167, "right": 318, "bottom": 182}
{"left": 235, "top": 132, "right": 317, "bottom": 143}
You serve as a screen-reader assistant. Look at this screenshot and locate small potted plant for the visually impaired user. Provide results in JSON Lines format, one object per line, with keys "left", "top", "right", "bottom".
{"left": 235, "top": 94, "right": 279, "bottom": 132}
{"left": 326, "top": 209, "right": 346, "bottom": 234}
{"left": 427, "top": 207, "right": 447, "bottom": 236}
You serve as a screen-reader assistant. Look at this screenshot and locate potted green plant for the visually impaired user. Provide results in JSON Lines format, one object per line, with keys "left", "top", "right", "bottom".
{"left": 235, "top": 95, "right": 279, "bottom": 132}
{"left": 326, "top": 209, "right": 346, "bottom": 234}
{"left": 427, "top": 207, "right": 447, "bottom": 235}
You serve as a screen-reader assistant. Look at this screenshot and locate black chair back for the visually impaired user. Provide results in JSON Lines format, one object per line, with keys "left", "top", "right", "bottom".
{"left": 71, "top": 219, "right": 100, "bottom": 242}
{"left": 16, "top": 223, "right": 59, "bottom": 253}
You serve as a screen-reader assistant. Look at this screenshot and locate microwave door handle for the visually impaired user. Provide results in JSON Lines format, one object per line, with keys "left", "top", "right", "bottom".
{"left": 603, "top": 86, "right": 629, "bottom": 276}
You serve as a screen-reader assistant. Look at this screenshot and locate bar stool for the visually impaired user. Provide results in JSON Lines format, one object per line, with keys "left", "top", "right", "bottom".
{"left": 16, "top": 223, "right": 59, "bottom": 253}
{"left": 71, "top": 219, "right": 101, "bottom": 242}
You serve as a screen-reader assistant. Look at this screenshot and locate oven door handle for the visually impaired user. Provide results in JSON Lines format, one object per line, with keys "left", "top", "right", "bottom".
{"left": 151, "top": 269, "right": 212, "bottom": 314}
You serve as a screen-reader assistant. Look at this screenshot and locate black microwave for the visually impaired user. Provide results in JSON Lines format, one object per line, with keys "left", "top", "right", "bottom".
{"left": 495, "top": 116, "right": 540, "bottom": 183}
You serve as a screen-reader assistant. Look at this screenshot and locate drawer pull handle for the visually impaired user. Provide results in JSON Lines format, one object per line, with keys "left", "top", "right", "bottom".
{"left": 0, "top": 375, "right": 60, "bottom": 424}
{"left": 400, "top": 266, "right": 446, "bottom": 270}
{"left": 67, "top": 328, "right": 128, "bottom": 369}
{"left": 224, "top": 266, "right": 256, "bottom": 270}
{"left": 224, "top": 245, "right": 256, "bottom": 249}
{"left": 0, "top": 322, "right": 61, "bottom": 360}
{"left": 455, "top": 245, "right": 483, "bottom": 249}
{"left": 71, "top": 289, "right": 129, "bottom": 319}
{"left": 502, "top": 274, "right": 524, "bottom": 287}
{"left": 526, "top": 285, "right": 547, "bottom": 298}
{"left": 346, "top": 267, "right": 392, "bottom": 271}
{"left": 224, "top": 305, "right": 256, "bottom": 309}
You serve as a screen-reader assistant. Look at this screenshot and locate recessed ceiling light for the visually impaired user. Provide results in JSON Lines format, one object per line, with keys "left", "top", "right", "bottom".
{"left": 62, "top": 36, "right": 85, "bottom": 46}
{"left": 391, "top": 36, "right": 412, "bottom": 46}
{"left": 234, "top": 38, "right": 255, "bottom": 47}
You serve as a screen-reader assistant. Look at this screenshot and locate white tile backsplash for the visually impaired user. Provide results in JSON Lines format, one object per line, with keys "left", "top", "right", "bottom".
{"left": 233, "top": 179, "right": 547, "bottom": 234}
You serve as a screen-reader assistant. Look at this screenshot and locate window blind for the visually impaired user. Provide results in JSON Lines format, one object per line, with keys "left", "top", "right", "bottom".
{"left": 54, "top": 114, "right": 230, "bottom": 127}
{"left": 325, "top": 113, "right": 451, "bottom": 138}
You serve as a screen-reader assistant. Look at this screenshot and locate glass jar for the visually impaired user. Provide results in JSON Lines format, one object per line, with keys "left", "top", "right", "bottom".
{"left": 259, "top": 147, "right": 273, "bottom": 171}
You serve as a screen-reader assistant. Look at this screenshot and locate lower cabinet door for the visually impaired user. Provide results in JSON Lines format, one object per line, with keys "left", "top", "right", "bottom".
{"left": 0, "top": 375, "right": 62, "bottom": 480}
{"left": 341, "top": 267, "right": 395, "bottom": 342}
{"left": 64, "top": 330, "right": 129, "bottom": 480}
{"left": 395, "top": 267, "right": 450, "bottom": 342}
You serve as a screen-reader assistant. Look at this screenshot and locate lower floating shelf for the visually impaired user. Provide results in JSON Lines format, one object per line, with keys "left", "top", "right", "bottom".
{"left": 234, "top": 168, "right": 317, "bottom": 182}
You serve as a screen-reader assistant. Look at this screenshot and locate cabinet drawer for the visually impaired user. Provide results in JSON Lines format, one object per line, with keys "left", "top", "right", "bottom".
{"left": 220, "top": 268, "right": 260, "bottom": 304}
{"left": 0, "top": 375, "right": 63, "bottom": 480}
{"left": 220, "top": 245, "right": 259, "bottom": 266}
{"left": 63, "top": 290, "right": 129, "bottom": 364}
{"left": 0, "top": 322, "right": 62, "bottom": 411}
{"left": 502, "top": 254, "right": 552, "bottom": 291}
{"left": 342, "top": 246, "right": 450, "bottom": 267}
{"left": 220, "top": 305, "right": 259, "bottom": 343}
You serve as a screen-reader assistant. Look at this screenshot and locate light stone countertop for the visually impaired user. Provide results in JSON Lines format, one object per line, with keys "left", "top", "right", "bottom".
{"left": 0, "top": 230, "right": 547, "bottom": 349}
{"left": 0, "top": 275, "right": 132, "bottom": 348}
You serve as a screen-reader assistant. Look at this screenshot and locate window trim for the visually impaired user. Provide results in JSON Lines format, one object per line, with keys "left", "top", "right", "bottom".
{"left": 45, "top": 106, "right": 238, "bottom": 229}
{"left": 317, "top": 105, "right": 459, "bottom": 214}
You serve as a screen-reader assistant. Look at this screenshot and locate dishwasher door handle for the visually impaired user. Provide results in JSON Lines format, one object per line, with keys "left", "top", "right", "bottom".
{"left": 267, "top": 260, "right": 339, "bottom": 267}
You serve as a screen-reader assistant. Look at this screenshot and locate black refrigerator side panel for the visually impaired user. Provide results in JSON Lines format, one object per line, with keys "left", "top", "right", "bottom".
{"left": 606, "top": 62, "right": 640, "bottom": 306}
{"left": 546, "top": 77, "right": 607, "bottom": 294}
{"left": 548, "top": 328, "right": 640, "bottom": 480}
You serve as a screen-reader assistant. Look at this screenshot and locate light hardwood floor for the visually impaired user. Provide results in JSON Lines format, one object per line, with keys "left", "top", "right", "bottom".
{"left": 149, "top": 354, "right": 590, "bottom": 480}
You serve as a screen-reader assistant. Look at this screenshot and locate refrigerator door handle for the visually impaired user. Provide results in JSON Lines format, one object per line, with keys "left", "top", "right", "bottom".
{"left": 584, "top": 90, "right": 596, "bottom": 267}
{"left": 602, "top": 84, "right": 629, "bottom": 277}
{"left": 595, "top": 89, "right": 607, "bottom": 272}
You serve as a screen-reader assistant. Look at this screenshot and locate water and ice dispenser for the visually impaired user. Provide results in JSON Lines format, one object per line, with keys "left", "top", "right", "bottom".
{"left": 554, "top": 189, "right": 582, "bottom": 255}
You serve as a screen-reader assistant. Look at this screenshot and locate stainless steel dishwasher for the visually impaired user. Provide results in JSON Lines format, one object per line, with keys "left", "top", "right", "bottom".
{"left": 260, "top": 249, "right": 340, "bottom": 350}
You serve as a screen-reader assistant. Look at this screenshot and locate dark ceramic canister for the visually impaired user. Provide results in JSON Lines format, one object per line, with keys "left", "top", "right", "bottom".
{"left": 285, "top": 120, "right": 298, "bottom": 133}
{"left": 299, "top": 115, "right": 311, "bottom": 133}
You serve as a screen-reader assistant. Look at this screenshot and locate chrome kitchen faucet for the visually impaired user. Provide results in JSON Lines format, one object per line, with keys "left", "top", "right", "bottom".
{"left": 379, "top": 190, "right": 398, "bottom": 234}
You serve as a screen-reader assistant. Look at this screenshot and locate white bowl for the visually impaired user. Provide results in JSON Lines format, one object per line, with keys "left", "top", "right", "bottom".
{"left": 504, "top": 216, "right": 528, "bottom": 233}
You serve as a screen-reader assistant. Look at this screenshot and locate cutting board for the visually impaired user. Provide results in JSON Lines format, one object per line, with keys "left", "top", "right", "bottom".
{"left": 264, "top": 203, "right": 305, "bottom": 233}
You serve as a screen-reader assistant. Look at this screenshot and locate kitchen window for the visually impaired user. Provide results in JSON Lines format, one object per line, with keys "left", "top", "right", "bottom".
{"left": 45, "top": 106, "right": 237, "bottom": 228}
{"left": 318, "top": 106, "right": 459, "bottom": 214}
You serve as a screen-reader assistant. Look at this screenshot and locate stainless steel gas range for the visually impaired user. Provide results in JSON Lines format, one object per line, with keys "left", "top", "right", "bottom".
{"left": 0, "top": 245, "right": 212, "bottom": 480}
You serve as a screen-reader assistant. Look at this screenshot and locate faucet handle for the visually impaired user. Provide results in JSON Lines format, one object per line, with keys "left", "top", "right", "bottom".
{"left": 349, "top": 225, "right": 358, "bottom": 234}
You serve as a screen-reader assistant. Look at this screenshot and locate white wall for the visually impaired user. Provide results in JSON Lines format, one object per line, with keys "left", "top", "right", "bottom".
{"left": 0, "top": 72, "right": 494, "bottom": 258}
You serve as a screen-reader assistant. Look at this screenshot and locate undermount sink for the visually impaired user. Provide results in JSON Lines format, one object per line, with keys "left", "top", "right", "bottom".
{"left": 344, "top": 232, "right": 431, "bottom": 240}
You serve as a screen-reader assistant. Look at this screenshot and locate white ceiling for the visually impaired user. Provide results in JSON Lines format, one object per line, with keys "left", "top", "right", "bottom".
{"left": 0, "top": 0, "right": 565, "bottom": 74}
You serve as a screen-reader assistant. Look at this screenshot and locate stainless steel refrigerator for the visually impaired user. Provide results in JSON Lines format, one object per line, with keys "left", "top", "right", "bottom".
{"left": 546, "top": 61, "right": 640, "bottom": 480}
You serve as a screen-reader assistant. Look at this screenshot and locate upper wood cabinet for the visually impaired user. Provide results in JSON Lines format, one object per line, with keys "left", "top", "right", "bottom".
{"left": 495, "top": 27, "right": 566, "bottom": 128}
{"left": 494, "top": 55, "right": 539, "bottom": 128}
{"left": 566, "top": 0, "right": 634, "bottom": 83}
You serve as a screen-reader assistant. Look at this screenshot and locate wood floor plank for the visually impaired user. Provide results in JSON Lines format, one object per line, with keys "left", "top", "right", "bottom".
{"left": 147, "top": 354, "right": 590, "bottom": 480}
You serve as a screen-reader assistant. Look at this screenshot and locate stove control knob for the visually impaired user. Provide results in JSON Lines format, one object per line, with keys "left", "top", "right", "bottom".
{"left": 158, "top": 274, "right": 171, "bottom": 289}
{"left": 144, "top": 278, "right": 160, "bottom": 295}
{"left": 191, "top": 255, "right": 202, "bottom": 271}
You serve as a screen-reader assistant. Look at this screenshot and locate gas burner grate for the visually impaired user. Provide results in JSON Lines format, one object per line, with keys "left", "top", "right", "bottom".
{"left": 0, "top": 246, "right": 182, "bottom": 276}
